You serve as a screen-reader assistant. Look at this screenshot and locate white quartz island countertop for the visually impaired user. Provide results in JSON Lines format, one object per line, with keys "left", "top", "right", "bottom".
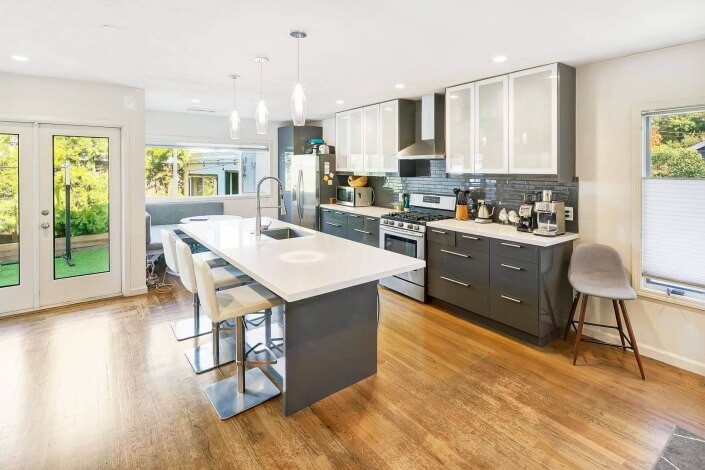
{"left": 426, "top": 219, "right": 579, "bottom": 247}
{"left": 179, "top": 218, "right": 425, "bottom": 302}
{"left": 319, "top": 204, "right": 391, "bottom": 218}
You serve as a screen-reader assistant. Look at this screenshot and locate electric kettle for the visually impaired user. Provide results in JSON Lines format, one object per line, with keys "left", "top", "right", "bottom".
{"left": 474, "top": 200, "right": 495, "bottom": 224}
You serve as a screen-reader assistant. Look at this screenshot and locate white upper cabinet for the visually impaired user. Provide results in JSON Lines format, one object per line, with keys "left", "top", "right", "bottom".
{"left": 335, "top": 111, "right": 350, "bottom": 171}
{"left": 348, "top": 108, "right": 364, "bottom": 172}
{"left": 363, "top": 104, "right": 381, "bottom": 172}
{"left": 474, "top": 76, "right": 508, "bottom": 174}
{"left": 445, "top": 83, "right": 474, "bottom": 174}
{"left": 508, "top": 64, "right": 558, "bottom": 174}
{"left": 380, "top": 100, "right": 399, "bottom": 172}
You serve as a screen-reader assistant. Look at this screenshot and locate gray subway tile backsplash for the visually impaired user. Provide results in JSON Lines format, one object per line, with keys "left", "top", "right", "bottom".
{"left": 346, "top": 160, "right": 579, "bottom": 232}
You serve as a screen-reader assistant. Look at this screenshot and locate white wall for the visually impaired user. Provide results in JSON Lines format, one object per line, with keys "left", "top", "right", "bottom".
{"left": 0, "top": 72, "right": 146, "bottom": 297}
{"left": 576, "top": 40, "right": 705, "bottom": 375}
{"left": 145, "top": 110, "right": 283, "bottom": 218}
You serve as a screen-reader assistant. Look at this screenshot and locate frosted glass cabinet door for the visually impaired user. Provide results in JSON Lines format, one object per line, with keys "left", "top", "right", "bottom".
{"left": 335, "top": 112, "right": 350, "bottom": 171}
{"left": 363, "top": 104, "right": 381, "bottom": 172}
{"left": 445, "top": 83, "right": 474, "bottom": 174}
{"left": 509, "top": 64, "right": 557, "bottom": 174}
{"left": 348, "top": 108, "right": 364, "bottom": 172}
{"left": 380, "top": 100, "right": 399, "bottom": 172}
{"left": 474, "top": 76, "right": 508, "bottom": 173}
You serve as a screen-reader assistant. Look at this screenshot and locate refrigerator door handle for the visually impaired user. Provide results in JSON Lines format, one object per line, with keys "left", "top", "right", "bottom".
{"left": 297, "top": 169, "right": 304, "bottom": 222}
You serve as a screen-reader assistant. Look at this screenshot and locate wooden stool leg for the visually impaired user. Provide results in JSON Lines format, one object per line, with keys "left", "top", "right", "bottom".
{"left": 619, "top": 300, "right": 645, "bottom": 380}
{"left": 564, "top": 293, "right": 581, "bottom": 341}
{"left": 612, "top": 300, "right": 626, "bottom": 350}
{"left": 572, "top": 295, "right": 588, "bottom": 365}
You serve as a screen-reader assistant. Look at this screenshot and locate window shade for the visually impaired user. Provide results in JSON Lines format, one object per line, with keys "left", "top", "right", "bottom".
{"left": 642, "top": 178, "right": 705, "bottom": 288}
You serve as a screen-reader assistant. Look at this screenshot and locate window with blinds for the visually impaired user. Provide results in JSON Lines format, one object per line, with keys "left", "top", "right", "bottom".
{"left": 642, "top": 107, "right": 705, "bottom": 305}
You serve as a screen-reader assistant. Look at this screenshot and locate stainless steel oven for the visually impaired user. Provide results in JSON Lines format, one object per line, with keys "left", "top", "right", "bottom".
{"left": 379, "top": 224, "right": 426, "bottom": 301}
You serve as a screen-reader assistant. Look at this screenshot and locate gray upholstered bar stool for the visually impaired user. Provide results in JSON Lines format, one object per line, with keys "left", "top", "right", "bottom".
{"left": 162, "top": 230, "right": 243, "bottom": 341}
{"left": 192, "top": 256, "right": 282, "bottom": 419}
{"left": 564, "top": 244, "right": 645, "bottom": 379}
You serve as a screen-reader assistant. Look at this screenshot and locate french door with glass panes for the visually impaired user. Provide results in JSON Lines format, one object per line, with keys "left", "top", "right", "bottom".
{"left": 0, "top": 123, "right": 122, "bottom": 316}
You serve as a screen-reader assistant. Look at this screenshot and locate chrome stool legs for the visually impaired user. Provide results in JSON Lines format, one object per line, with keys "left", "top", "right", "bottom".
{"left": 184, "top": 319, "right": 237, "bottom": 374}
{"left": 204, "top": 315, "right": 280, "bottom": 419}
{"left": 171, "top": 293, "right": 212, "bottom": 340}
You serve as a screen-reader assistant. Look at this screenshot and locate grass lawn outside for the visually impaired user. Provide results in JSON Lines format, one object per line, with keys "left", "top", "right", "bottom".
{"left": 0, "top": 246, "right": 109, "bottom": 287}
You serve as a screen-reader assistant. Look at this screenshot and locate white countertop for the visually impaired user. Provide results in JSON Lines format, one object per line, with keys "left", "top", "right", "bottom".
{"left": 426, "top": 219, "right": 578, "bottom": 247}
{"left": 179, "top": 218, "right": 424, "bottom": 302}
{"left": 320, "top": 204, "right": 391, "bottom": 218}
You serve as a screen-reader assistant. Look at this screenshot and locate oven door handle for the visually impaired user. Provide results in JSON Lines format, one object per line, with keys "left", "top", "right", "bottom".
{"left": 380, "top": 226, "right": 425, "bottom": 238}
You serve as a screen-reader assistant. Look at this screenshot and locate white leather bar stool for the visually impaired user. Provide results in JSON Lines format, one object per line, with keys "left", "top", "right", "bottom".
{"left": 193, "top": 256, "right": 282, "bottom": 419}
{"left": 174, "top": 237, "right": 254, "bottom": 373}
{"left": 162, "top": 229, "right": 243, "bottom": 341}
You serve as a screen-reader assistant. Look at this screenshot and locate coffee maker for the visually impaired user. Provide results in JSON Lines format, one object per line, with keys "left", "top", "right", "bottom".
{"left": 534, "top": 201, "right": 566, "bottom": 236}
{"left": 517, "top": 193, "right": 538, "bottom": 232}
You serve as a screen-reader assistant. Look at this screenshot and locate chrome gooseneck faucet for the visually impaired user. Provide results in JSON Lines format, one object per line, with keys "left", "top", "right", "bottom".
{"left": 255, "top": 176, "right": 286, "bottom": 236}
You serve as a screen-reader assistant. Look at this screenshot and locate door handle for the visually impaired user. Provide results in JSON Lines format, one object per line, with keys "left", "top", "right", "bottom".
{"left": 500, "top": 263, "right": 522, "bottom": 271}
{"left": 500, "top": 242, "right": 522, "bottom": 248}
{"left": 441, "top": 249, "right": 469, "bottom": 258}
{"left": 441, "top": 276, "right": 469, "bottom": 287}
{"left": 501, "top": 295, "right": 522, "bottom": 303}
{"left": 297, "top": 170, "right": 304, "bottom": 220}
{"left": 41, "top": 223, "right": 50, "bottom": 229}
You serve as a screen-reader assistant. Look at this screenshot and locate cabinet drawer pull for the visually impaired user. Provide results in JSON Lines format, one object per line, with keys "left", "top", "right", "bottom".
{"left": 501, "top": 242, "right": 522, "bottom": 248}
{"left": 349, "top": 214, "right": 360, "bottom": 218}
{"left": 441, "top": 249, "right": 469, "bottom": 258}
{"left": 500, "top": 263, "right": 522, "bottom": 271}
{"left": 431, "top": 229, "right": 447, "bottom": 234}
{"left": 335, "top": 211, "right": 345, "bottom": 215}
{"left": 441, "top": 276, "right": 469, "bottom": 287}
{"left": 461, "top": 235, "right": 480, "bottom": 240}
{"left": 325, "top": 222, "right": 341, "bottom": 227}
{"left": 366, "top": 217, "right": 377, "bottom": 221}
{"left": 354, "top": 229, "right": 371, "bottom": 235}
{"left": 501, "top": 295, "right": 522, "bottom": 303}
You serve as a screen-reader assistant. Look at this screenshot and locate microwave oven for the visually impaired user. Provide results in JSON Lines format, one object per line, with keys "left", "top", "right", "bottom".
{"left": 336, "top": 186, "right": 374, "bottom": 207}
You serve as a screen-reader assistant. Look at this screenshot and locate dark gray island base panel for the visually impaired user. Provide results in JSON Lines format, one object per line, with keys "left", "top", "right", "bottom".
{"left": 276, "top": 281, "right": 379, "bottom": 416}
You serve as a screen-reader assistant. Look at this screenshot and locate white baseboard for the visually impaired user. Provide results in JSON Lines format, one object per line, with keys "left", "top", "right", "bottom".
{"left": 582, "top": 326, "right": 705, "bottom": 377}
{"left": 127, "top": 286, "right": 149, "bottom": 296}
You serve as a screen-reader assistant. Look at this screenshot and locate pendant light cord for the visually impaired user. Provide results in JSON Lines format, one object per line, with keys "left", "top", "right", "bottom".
{"left": 232, "top": 78, "right": 236, "bottom": 109}
{"left": 297, "top": 38, "right": 300, "bottom": 83}
{"left": 260, "top": 61, "right": 263, "bottom": 99}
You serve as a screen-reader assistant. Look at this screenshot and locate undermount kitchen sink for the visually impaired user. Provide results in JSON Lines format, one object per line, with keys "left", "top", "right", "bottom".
{"left": 261, "top": 228, "right": 312, "bottom": 240}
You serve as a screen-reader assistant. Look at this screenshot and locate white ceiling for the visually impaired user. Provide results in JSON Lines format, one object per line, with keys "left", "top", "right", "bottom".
{"left": 2, "top": 0, "right": 705, "bottom": 121}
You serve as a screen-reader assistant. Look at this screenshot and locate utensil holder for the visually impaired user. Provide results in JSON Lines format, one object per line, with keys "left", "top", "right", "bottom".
{"left": 455, "top": 205, "right": 469, "bottom": 220}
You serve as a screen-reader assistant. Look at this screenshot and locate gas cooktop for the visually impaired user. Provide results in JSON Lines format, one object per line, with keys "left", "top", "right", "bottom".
{"left": 381, "top": 211, "right": 452, "bottom": 224}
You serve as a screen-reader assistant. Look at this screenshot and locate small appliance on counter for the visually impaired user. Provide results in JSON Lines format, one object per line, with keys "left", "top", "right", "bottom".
{"left": 534, "top": 201, "right": 566, "bottom": 236}
{"left": 517, "top": 192, "right": 538, "bottom": 232}
{"left": 336, "top": 186, "right": 374, "bottom": 207}
{"left": 474, "top": 200, "right": 494, "bottom": 224}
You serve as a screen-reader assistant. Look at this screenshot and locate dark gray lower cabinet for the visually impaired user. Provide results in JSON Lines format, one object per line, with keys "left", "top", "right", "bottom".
{"left": 320, "top": 211, "right": 379, "bottom": 248}
{"left": 428, "top": 228, "right": 573, "bottom": 347}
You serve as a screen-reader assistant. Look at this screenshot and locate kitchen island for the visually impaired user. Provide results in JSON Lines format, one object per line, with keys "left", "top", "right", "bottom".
{"left": 179, "top": 217, "right": 424, "bottom": 416}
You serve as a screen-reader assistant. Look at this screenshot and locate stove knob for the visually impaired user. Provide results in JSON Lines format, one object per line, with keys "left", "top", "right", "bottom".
{"left": 396, "top": 222, "right": 403, "bottom": 227}
{"left": 413, "top": 225, "right": 419, "bottom": 230}
{"left": 406, "top": 223, "right": 413, "bottom": 229}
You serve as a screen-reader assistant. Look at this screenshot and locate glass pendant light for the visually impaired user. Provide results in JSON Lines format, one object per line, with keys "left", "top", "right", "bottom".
{"left": 254, "top": 56, "right": 269, "bottom": 135}
{"left": 290, "top": 31, "right": 308, "bottom": 126}
{"left": 229, "top": 74, "right": 241, "bottom": 139}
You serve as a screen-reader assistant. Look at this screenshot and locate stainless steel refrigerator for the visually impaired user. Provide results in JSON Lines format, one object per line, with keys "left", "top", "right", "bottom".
{"left": 285, "top": 154, "right": 336, "bottom": 230}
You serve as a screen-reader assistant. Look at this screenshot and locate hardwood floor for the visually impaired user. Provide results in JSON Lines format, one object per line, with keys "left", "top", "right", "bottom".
{"left": 1, "top": 279, "right": 704, "bottom": 469}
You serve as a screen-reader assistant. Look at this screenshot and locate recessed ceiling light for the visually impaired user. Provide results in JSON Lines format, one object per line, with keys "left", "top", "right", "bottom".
{"left": 191, "top": 98, "right": 201, "bottom": 103}
{"left": 492, "top": 55, "right": 507, "bottom": 63}
{"left": 11, "top": 55, "right": 29, "bottom": 62}
{"left": 336, "top": 100, "right": 344, "bottom": 105}
{"left": 394, "top": 83, "right": 405, "bottom": 89}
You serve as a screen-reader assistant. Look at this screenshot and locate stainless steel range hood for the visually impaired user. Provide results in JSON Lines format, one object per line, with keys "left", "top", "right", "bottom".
{"left": 397, "top": 94, "right": 445, "bottom": 159}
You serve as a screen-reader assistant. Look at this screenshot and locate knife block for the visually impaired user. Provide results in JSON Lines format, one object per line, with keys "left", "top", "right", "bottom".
{"left": 455, "top": 205, "right": 469, "bottom": 221}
